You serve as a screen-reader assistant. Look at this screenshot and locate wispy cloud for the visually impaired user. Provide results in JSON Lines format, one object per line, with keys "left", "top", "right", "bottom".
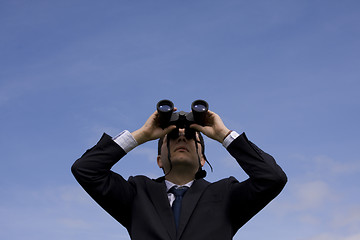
{"left": 280, "top": 180, "right": 335, "bottom": 212}
{"left": 313, "top": 155, "right": 360, "bottom": 175}
{"left": 133, "top": 146, "right": 158, "bottom": 163}
{"left": 0, "top": 79, "right": 34, "bottom": 105}
{"left": 331, "top": 205, "right": 360, "bottom": 232}
{"left": 0, "top": 184, "right": 129, "bottom": 240}
{"left": 300, "top": 232, "right": 360, "bottom": 240}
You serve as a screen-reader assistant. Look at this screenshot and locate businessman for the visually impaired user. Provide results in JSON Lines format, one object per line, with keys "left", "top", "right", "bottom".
{"left": 71, "top": 105, "right": 287, "bottom": 240}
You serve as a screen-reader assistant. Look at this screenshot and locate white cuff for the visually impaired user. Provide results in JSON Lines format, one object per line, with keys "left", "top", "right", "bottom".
{"left": 222, "top": 131, "right": 240, "bottom": 148}
{"left": 113, "top": 130, "right": 138, "bottom": 153}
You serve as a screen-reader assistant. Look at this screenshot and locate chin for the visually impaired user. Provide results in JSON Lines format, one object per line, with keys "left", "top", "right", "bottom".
{"left": 171, "top": 157, "right": 197, "bottom": 168}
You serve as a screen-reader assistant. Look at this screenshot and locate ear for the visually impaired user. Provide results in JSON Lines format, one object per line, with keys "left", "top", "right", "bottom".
{"left": 157, "top": 155, "right": 163, "bottom": 168}
{"left": 200, "top": 156, "right": 206, "bottom": 167}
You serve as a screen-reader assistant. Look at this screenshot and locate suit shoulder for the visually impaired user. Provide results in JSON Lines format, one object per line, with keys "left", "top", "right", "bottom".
{"left": 205, "top": 176, "right": 240, "bottom": 189}
{"left": 128, "top": 175, "right": 153, "bottom": 183}
{"left": 211, "top": 176, "right": 239, "bottom": 184}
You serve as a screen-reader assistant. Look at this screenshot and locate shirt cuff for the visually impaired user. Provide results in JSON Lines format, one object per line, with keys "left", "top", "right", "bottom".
{"left": 113, "top": 130, "right": 138, "bottom": 153}
{"left": 222, "top": 131, "right": 240, "bottom": 148}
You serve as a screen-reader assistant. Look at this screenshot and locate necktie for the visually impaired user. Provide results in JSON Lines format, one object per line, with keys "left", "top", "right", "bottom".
{"left": 168, "top": 186, "right": 189, "bottom": 229}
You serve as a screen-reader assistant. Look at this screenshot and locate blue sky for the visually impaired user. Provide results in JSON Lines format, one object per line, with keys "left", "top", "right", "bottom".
{"left": 1, "top": 0, "right": 359, "bottom": 239}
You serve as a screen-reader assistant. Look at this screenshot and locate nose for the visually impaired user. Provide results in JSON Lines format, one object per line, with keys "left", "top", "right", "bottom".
{"left": 177, "top": 128, "right": 187, "bottom": 142}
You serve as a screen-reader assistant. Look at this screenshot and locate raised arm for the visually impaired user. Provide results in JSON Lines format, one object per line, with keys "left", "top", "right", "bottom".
{"left": 191, "top": 109, "right": 287, "bottom": 231}
{"left": 71, "top": 110, "right": 175, "bottom": 226}
{"left": 227, "top": 133, "right": 287, "bottom": 231}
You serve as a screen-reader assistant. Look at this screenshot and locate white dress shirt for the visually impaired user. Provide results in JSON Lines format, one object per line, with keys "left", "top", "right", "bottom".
{"left": 165, "top": 180, "right": 194, "bottom": 206}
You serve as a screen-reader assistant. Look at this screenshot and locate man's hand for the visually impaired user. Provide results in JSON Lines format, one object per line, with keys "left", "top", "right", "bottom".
{"left": 190, "top": 110, "right": 230, "bottom": 143}
{"left": 131, "top": 110, "right": 177, "bottom": 145}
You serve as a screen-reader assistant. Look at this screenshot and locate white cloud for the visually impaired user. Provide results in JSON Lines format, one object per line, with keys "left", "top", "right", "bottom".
{"left": 57, "top": 218, "right": 90, "bottom": 229}
{"left": 282, "top": 180, "right": 334, "bottom": 212}
{"left": 296, "top": 181, "right": 332, "bottom": 209}
{"left": 301, "top": 233, "right": 338, "bottom": 240}
{"left": 0, "top": 184, "right": 129, "bottom": 240}
{"left": 344, "top": 234, "right": 360, "bottom": 240}
{"left": 58, "top": 185, "right": 92, "bottom": 204}
{"left": 313, "top": 155, "right": 360, "bottom": 175}
{"left": 301, "top": 233, "right": 360, "bottom": 240}
{"left": 132, "top": 146, "right": 158, "bottom": 162}
{"left": 331, "top": 205, "right": 360, "bottom": 232}
{"left": 298, "top": 214, "right": 321, "bottom": 225}
{"left": 269, "top": 160, "right": 360, "bottom": 240}
{"left": 289, "top": 153, "right": 360, "bottom": 179}
{"left": 220, "top": 155, "right": 240, "bottom": 168}
{"left": 0, "top": 79, "right": 34, "bottom": 105}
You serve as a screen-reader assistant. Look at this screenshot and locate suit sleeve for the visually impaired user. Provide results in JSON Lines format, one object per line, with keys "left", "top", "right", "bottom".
{"left": 227, "top": 132, "right": 287, "bottom": 231}
{"left": 71, "top": 133, "right": 135, "bottom": 227}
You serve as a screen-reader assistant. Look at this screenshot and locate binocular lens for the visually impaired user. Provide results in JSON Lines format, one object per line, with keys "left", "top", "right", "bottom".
{"left": 191, "top": 100, "right": 208, "bottom": 113}
{"left": 192, "top": 104, "right": 207, "bottom": 112}
{"left": 158, "top": 104, "right": 172, "bottom": 112}
{"left": 157, "top": 100, "right": 174, "bottom": 113}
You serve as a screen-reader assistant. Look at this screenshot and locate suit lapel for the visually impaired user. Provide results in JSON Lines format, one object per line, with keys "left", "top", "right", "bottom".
{"left": 146, "top": 178, "right": 177, "bottom": 240}
{"left": 177, "top": 179, "right": 210, "bottom": 239}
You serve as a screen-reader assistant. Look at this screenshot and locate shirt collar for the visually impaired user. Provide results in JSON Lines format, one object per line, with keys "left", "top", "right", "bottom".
{"left": 165, "top": 179, "right": 194, "bottom": 191}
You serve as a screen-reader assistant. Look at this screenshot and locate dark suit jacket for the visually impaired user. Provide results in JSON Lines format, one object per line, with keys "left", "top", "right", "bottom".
{"left": 72, "top": 132, "right": 287, "bottom": 240}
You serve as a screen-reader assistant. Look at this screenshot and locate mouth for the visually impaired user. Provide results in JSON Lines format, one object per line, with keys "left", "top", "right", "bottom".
{"left": 174, "top": 146, "right": 189, "bottom": 152}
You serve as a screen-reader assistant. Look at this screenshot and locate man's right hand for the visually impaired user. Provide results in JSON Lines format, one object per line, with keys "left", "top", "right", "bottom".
{"left": 131, "top": 110, "right": 177, "bottom": 145}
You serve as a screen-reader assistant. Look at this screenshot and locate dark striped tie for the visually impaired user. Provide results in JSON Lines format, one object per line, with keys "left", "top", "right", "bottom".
{"left": 169, "top": 186, "right": 189, "bottom": 229}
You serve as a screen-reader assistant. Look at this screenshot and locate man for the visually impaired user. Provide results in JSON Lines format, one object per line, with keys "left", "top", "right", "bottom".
{"left": 71, "top": 107, "right": 287, "bottom": 240}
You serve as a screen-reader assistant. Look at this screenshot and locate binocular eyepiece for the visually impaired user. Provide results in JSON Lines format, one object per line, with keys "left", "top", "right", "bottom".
{"left": 156, "top": 99, "right": 209, "bottom": 129}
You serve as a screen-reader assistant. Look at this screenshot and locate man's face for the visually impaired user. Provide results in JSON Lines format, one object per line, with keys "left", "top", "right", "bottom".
{"left": 157, "top": 128, "right": 205, "bottom": 173}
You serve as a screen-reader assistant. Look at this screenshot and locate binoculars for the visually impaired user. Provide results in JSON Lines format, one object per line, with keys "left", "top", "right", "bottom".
{"left": 156, "top": 99, "right": 209, "bottom": 129}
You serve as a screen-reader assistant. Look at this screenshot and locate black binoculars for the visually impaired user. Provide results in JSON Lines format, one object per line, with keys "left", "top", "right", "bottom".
{"left": 156, "top": 99, "right": 209, "bottom": 129}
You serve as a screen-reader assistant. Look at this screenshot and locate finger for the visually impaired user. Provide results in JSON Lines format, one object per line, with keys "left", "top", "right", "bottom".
{"left": 190, "top": 123, "right": 204, "bottom": 132}
{"left": 151, "top": 110, "right": 159, "bottom": 120}
{"left": 163, "top": 125, "right": 177, "bottom": 134}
